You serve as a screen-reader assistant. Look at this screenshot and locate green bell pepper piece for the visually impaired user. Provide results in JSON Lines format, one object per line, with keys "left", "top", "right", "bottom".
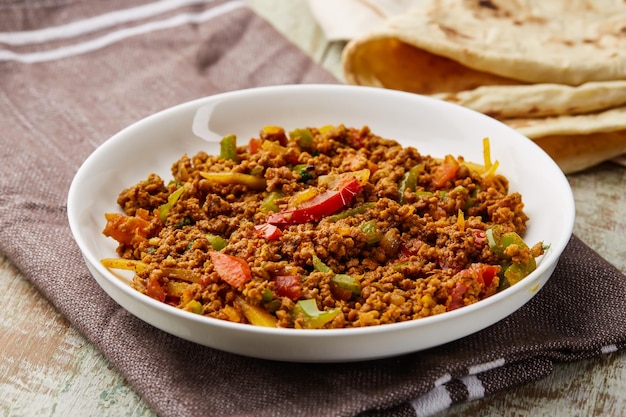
{"left": 206, "top": 234, "right": 227, "bottom": 251}
{"left": 260, "top": 191, "right": 283, "bottom": 213}
{"left": 220, "top": 134, "right": 238, "bottom": 163}
{"left": 331, "top": 273, "right": 362, "bottom": 296}
{"left": 292, "top": 299, "right": 340, "bottom": 329}
{"left": 360, "top": 220, "right": 382, "bottom": 245}
{"left": 158, "top": 186, "right": 184, "bottom": 222}
{"left": 398, "top": 164, "right": 424, "bottom": 203}
{"left": 290, "top": 128, "right": 314, "bottom": 149}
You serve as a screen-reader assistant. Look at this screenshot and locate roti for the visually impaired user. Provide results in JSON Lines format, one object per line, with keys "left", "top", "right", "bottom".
{"left": 343, "top": 0, "right": 626, "bottom": 88}
{"left": 342, "top": 0, "right": 626, "bottom": 172}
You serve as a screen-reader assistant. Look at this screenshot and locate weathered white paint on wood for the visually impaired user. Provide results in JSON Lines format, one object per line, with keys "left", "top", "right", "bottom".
{"left": 0, "top": 253, "right": 154, "bottom": 416}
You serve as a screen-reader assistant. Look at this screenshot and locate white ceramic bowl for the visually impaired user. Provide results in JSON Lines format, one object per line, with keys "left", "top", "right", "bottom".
{"left": 67, "top": 84, "right": 575, "bottom": 362}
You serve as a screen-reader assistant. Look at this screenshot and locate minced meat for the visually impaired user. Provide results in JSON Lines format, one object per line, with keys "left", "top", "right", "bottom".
{"left": 102, "top": 125, "right": 543, "bottom": 329}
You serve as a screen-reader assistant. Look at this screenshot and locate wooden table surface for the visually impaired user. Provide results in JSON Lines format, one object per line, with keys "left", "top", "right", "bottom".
{"left": 2, "top": 1, "right": 626, "bottom": 416}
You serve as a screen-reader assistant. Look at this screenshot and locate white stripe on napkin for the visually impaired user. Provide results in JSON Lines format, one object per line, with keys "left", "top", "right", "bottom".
{"left": 468, "top": 358, "right": 506, "bottom": 374}
{"left": 0, "top": 0, "right": 216, "bottom": 45}
{"left": 433, "top": 373, "right": 452, "bottom": 386}
{"left": 410, "top": 385, "right": 453, "bottom": 417}
{"left": 602, "top": 344, "right": 618, "bottom": 354}
{"left": 0, "top": 1, "right": 245, "bottom": 63}
{"left": 460, "top": 375, "right": 485, "bottom": 400}
{"left": 409, "top": 360, "right": 502, "bottom": 417}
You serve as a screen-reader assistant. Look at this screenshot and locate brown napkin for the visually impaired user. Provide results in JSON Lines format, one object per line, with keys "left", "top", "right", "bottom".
{"left": 2, "top": 1, "right": 626, "bottom": 416}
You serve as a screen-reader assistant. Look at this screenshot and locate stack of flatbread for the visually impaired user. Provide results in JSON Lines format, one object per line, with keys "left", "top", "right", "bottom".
{"left": 337, "top": 0, "right": 626, "bottom": 173}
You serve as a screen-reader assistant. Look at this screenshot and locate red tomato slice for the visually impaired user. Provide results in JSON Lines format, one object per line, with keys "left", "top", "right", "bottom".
{"left": 267, "top": 177, "right": 362, "bottom": 225}
{"left": 209, "top": 251, "right": 252, "bottom": 288}
{"left": 470, "top": 228, "right": 487, "bottom": 247}
{"left": 275, "top": 275, "right": 302, "bottom": 300}
{"left": 477, "top": 264, "right": 500, "bottom": 289}
{"left": 146, "top": 275, "right": 166, "bottom": 302}
{"left": 248, "top": 137, "right": 263, "bottom": 154}
{"left": 432, "top": 154, "right": 460, "bottom": 189}
{"left": 254, "top": 223, "right": 283, "bottom": 240}
{"left": 446, "top": 263, "right": 501, "bottom": 311}
{"left": 447, "top": 281, "right": 467, "bottom": 311}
